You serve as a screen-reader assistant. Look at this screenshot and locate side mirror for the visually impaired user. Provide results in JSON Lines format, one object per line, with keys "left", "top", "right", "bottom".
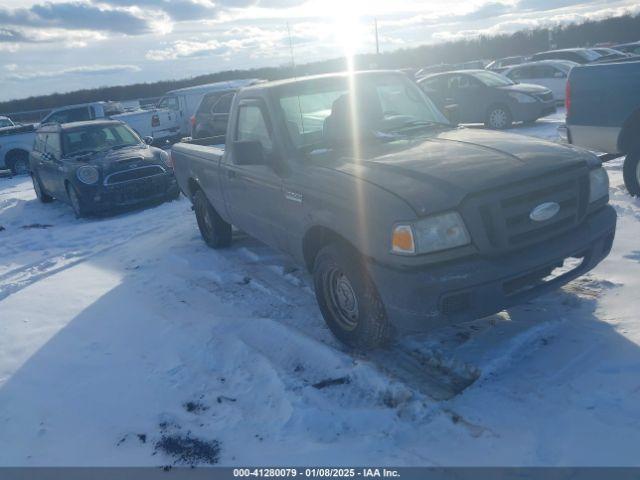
{"left": 233, "top": 140, "right": 266, "bottom": 166}
{"left": 143, "top": 136, "right": 154, "bottom": 145}
{"left": 443, "top": 104, "right": 459, "bottom": 125}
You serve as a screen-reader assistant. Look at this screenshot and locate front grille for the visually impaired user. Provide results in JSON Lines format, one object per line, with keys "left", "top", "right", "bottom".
{"left": 461, "top": 166, "right": 589, "bottom": 254}
{"left": 104, "top": 165, "right": 165, "bottom": 185}
{"left": 106, "top": 176, "right": 168, "bottom": 202}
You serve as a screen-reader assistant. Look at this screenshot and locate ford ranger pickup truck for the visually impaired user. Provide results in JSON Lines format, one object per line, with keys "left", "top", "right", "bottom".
{"left": 172, "top": 71, "right": 617, "bottom": 349}
{"left": 559, "top": 60, "right": 640, "bottom": 196}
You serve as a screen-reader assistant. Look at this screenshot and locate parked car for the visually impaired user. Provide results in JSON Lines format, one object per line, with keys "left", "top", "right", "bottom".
{"left": 531, "top": 48, "right": 603, "bottom": 64}
{"left": 418, "top": 69, "right": 556, "bottom": 129}
{"left": 612, "top": 42, "right": 640, "bottom": 56}
{"left": 171, "top": 70, "right": 616, "bottom": 349}
{"left": 502, "top": 60, "right": 578, "bottom": 102}
{"left": 191, "top": 90, "right": 236, "bottom": 139}
{"left": 0, "top": 123, "right": 36, "bottom": 174}
{"left": 485, "top": 56, "right": 527, "bottom": 73}
{"left": 40, "top": 101, "right": 179, "bottom": 145}
{"left": 30, "top": 120, "right": 179, "bottom": 217}
{"left": 559, "top": 60, "right": 640, "bottom": 196}
{"left": 592, "top": 47, "right": 629, "bottom": 58}
{"left": 157, "top": 79, "right": 264, "bottom": 138}
{"left": 0, "top": 116, "right": 15, "bottom": 129}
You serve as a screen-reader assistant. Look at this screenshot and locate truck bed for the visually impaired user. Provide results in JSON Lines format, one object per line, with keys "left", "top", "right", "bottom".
{"left": 171, "top": 135, "right": 226, "bottom": 199}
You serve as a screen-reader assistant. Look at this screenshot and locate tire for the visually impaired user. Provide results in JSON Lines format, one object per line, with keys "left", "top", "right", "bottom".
{"left": 193, "top": 189, "right": 232, "bottom": 248}
{"left": 32, "top": 173, "right": 53, "bottom": 203}
{"left": 313, "top": 243, "right": 392, "bottom": 350}
{"left": 485, "top": 105, "right": 513, "bottom": 129}
{"left": 8, "top": 151, "right": 29, "bottom": 175}
{"left": 66, "top": 183, "right": 87, "bottom": 218}
{"left": 623, "top": 151, "right": 640, "bottom": 197}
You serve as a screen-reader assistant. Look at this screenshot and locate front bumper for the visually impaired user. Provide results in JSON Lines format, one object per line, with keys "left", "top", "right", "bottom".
{"left": 78, "top": 174, "right": 178, "bottom": 213}
{"left": 512, "top": 100, "right": 556, "bottom": 122}
{"left": 368, "top": 205, "right": 616, "bottom": 332}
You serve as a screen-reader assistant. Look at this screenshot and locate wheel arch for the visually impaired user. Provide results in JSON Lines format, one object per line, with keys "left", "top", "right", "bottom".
{"left": 618, "top": 107, "right": 640, "bottom": 154}
{"left": 4, "top": 148, "right": 29, "bottom": 169}
{"left": 302, "top": 225, "right": 361, "bottom": 273}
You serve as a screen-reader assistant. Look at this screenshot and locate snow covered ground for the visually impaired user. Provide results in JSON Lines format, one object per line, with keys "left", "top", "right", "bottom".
{"left": 1, "top": 109, "right": 640, "bottom": 467}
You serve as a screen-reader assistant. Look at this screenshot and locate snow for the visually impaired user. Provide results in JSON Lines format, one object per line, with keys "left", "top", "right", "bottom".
{"left": 1, "top": 110, "right": 640, "bottom": 466}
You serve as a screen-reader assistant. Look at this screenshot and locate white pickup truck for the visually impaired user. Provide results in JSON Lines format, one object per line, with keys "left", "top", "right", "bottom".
{"left": 39, "top": 101, "right": 180, "bottom": 144}
{"left": 0, "top": 119, "right": 36, "bottom": 174}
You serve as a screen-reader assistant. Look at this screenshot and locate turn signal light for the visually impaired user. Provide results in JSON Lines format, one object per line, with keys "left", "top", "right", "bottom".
{"left": 391, "top": 225, "right": 415, "bottom": 254}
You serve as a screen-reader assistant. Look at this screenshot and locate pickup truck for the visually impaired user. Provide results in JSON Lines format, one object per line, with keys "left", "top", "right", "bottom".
{"left": 172, "top": 71, "right": 617, "bottom": 349}
{"left": 559, "top": 60, "right": 640, "bottom": 196}
{"left": 40, "top": 101, "right": 179, "bottom": 145}
{"left": 0, "top": 123, "right": 36, "bottom": 174}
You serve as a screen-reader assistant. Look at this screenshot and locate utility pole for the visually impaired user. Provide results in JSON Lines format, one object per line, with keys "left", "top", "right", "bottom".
{"left": 287, "top": 22, "right": 296, "bottom": 70}
{"left": 374, "top": 18, "right": 380, "bottom": 55}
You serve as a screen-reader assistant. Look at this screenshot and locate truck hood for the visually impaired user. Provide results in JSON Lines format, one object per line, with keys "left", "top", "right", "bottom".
{"left": 331, "top": 127, "right": 595, "bottom": 215}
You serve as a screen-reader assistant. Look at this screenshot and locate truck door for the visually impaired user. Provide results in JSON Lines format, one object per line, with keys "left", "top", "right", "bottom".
{"left": 221, "top": 99, "right": 283, "bottom": 248}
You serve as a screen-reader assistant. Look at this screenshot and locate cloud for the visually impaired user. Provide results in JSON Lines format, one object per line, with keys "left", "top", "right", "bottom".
{"left": 99, "top": 0, "right": 218, "bottom": 21}
{"left": 0, "top": 1, "right": 162, "bottom": 35}
{"left": 0, "top": 28, "right": 37, "bottom": 43}
{"left": 462, "top": 2, "right": 513, "bottom": 20}
{"left": 4, "top": 64, "right": 142, "bottom": 81}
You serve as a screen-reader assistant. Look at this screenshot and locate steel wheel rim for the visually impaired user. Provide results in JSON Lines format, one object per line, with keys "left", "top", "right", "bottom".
{"left": 325, "top": 267, "right": 359, "bottom": 331}
{"left": 490, "top": 109, "right": 507, "bottom": 128}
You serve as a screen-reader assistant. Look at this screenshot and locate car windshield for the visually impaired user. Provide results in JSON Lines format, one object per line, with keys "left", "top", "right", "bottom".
{"left": 469, "top": 70, "right": 514, "bottom": 87}
{"left": 277, "top": 73, "right": 450, "bottom": 150}
{"left": 62, "top": 124, "right": 141, "bottom": 156}
{"left": 0, "top": 118, "right": 13, "bottom": 128}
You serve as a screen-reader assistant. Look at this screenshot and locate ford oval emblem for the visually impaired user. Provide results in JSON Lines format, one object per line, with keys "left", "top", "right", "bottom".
{"left": 529, "top": 202, "right": 560, "bottom": 222}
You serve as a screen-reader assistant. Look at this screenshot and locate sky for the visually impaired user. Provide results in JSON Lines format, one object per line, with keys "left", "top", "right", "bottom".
{"left": 0, "top": 0, "right": 639, "bottom": 102}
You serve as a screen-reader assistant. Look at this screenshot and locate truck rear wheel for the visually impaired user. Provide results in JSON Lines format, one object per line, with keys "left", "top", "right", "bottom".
{"left": 622, "top": 151, "right": 640, "bottom": 197}
{"left": 194, "top": 189, "right": 232, "bottom": 248}
{"left": 313, "top": 243, "right": 392, "bottom": 350}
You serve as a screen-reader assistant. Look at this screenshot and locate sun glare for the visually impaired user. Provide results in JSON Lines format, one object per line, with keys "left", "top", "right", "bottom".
{"left": 330, "top": 0, "right": 367, "bottom": 59}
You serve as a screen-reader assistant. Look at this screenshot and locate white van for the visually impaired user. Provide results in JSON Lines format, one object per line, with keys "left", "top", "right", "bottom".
{"left": 156, "top": 79, "right": 264, "bottom": 137}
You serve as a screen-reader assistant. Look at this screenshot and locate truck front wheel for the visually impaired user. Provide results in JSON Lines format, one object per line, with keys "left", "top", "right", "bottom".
{"left": 623, "top": 151, "right": 640, "bottom": 197}
{"left": 194, "top": 189, "right": 232, "bottom": 248}
{"left": 313, "top": 243, "right": 392, "bottom": 350}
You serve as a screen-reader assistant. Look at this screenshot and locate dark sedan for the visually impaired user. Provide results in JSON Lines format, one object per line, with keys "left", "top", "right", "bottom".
{"left": 418, "top": 70, "right": 556, "bottom": 129}
{"left": 30, "top": 120, "right": 179, "bottom": 217}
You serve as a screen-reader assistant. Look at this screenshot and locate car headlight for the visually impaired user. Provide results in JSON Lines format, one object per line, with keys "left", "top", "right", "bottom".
{"left": 158, "top": 149, "right": 173, "bottom": 169}
{"left": 391, "top": 211, "right": 471, "bottom": 255}
{"left": 509, "top": 92, "right": 537, "bottom": 103}
{"left": 589, "top": 167, "right": 609, "bottom": 203}
{"left": 76, "top": 165, "right": 100, "bottom": 185}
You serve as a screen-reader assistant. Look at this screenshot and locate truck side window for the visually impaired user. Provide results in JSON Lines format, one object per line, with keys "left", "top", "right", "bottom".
{"left": 158, "top": 96, "right": 180, "bottom": 111}
{"left": 45, "top": 107, "right": 90, "bottom": 124}
{"left": 236, "top": 105, "right": 272, "bottom": 151}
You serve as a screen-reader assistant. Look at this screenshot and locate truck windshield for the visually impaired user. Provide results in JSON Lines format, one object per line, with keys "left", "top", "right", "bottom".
{"left": 0, "top": 118, "right": 13, "bottom": 128}
{"left": 62, "top": 124, "right": 141, "bottom": 156}
{"left": 277, "top": 73, "right": 449, "bottom": 149}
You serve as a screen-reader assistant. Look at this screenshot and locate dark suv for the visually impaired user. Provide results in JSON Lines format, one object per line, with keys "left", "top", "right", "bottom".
{"left": 30, "top": 120, "right": 179, "bottom": 217}
{"left": 191, "top": 90, "right": 236, "bottom": 139}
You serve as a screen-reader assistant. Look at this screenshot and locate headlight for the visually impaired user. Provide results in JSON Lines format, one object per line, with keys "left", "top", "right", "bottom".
{"left": 509, "top": 92, "right": 537, "bottom": 103}
{"left": 158, "top": 149, "right": 173, "bottom": 169}
{"left": 76, "top": 165, "right": 99, "bottom": 185}
{"left": 391, "top": 211, "right": 471, "bottom": 255}
{"left": 589, "top": 167, "right": 609, "bottom": 203}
